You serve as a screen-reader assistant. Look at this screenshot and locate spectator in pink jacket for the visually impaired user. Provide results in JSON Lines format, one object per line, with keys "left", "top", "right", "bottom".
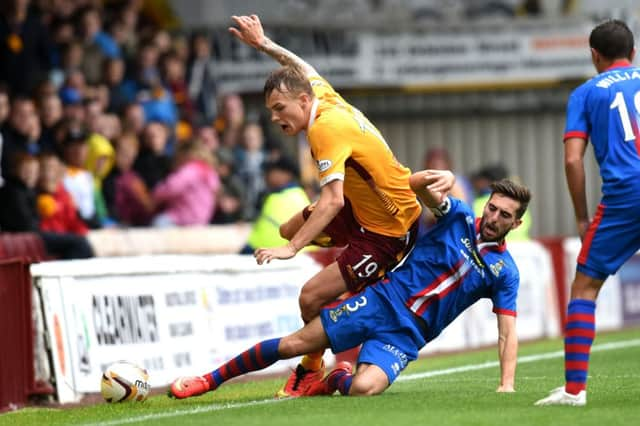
{"left": 152, "top": 140, "right": 219, "bottom": 227}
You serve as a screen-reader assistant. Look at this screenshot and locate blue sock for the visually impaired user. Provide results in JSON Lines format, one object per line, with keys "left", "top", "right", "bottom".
{"left": 205, "top": 338, "right": 281, "bottom": 389}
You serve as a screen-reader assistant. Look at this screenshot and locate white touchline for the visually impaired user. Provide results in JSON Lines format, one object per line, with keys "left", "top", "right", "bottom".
{"left": 397, "top": 338, "right": 640, "bottom": 382}
{"left": 81, "top": 399, "right": 285, "bottom": 426}
{"left": 82, "top": 338, "right": 640, "bottom": 426}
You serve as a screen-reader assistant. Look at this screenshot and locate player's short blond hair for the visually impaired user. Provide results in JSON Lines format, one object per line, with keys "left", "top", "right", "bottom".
{"left": 263, "top": 66, "right": 313, "bottom": 99}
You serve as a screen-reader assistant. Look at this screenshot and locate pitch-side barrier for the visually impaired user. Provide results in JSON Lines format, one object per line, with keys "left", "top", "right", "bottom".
{"left": 30, "top": 254, "right": 324, "bottom": 404}
{"left": 3, "top": 238, "right": 639, "bottom": 407}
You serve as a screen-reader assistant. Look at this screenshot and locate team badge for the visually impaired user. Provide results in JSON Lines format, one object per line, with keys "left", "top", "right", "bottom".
{"left": 490, "top": 260, "right": 505, "bottom": 277}
{"left": 329, "top": 305, "right": 348, "bottom": 322}
{"left": 317, "top": 159, "right": 332, "bottom": 172}
{"left": 328, "top": 296, "right": 367, "bottom": 322}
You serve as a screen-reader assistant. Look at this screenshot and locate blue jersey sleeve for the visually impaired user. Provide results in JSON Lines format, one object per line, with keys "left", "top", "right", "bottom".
{"left": 491, "top": 269, "right": 519, "bottom": 317}
{"left": 564, "top": 85, "right": 590, "bottom": 141}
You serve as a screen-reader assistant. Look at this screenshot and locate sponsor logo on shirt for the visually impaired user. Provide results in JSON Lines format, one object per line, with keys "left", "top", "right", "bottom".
{"left": 460, "top": 237, "right": 485, "bottom": 277}
{"left": 317, "top": 159, "right": 332, "bottom": 172}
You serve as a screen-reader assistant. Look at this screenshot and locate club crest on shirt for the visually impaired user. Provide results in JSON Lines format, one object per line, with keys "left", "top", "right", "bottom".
{"left": 490, "top": 260, "right": 505, "bottom": 277}
{"left": 317, "top": 159, "right": 332, "bottom": 172}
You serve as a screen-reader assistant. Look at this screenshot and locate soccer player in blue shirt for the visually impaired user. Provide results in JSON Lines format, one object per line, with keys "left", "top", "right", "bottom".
{"left": 535, "top": 20, "right": 640, "bottom": 407}
{"left": 169, "top": 169, "right": 531, "bottom": 398}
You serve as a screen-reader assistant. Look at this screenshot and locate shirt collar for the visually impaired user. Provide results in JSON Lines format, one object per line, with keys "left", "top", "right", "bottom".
{"left": 605, "top": 59, "right": 633, "bottom": 71}
{"left": 307, "top": 98, "right": 320, "bottom": 130}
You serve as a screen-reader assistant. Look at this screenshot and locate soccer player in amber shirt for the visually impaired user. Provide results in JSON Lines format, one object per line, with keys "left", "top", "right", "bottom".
{"left": 169, "top": 171, "right": 528, "bottom": 400}
{"left": 229, "top": 15, "right": 422, "bottom": 397}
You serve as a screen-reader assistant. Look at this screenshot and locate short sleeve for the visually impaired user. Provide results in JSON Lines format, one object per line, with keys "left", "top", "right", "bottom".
{"left": 564, "top": 87, "right": 590, "bottom": 141}
{"left": 308, "top": 121, "right": 352, "bottom": 186}
{"left": 491, "top": 272, "right": 519, "bottom": 317}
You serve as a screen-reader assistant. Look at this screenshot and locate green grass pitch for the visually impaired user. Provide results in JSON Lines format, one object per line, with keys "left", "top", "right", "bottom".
{"left": 2, "top": 327, "right": 639, "bottom": 426}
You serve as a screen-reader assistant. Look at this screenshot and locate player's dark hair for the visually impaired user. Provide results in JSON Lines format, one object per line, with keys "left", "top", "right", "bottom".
{"left": 263, "top": 66, "right": 313, "bottom": 99}
{"left": 589, "top": 19, "right": 634, "bottom": 60}
{"left": 490, "top": 179, "right": 531, "bottom": 219}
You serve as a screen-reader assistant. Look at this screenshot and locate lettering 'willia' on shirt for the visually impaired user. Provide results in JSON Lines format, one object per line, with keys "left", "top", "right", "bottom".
{"left": 596, "top": 69, "right": 640, "bottom": 89}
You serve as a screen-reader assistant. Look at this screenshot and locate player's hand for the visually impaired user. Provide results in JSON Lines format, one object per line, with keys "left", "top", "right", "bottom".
{"left": 424, "top": 170, "right": 455, "bottom": 199}
{"left": 229, "top": 15, "right": 265, "bottom": 49}
{"left": 254, "top": 244, "right": 297, "bottom": 265}
{"left": 496, "top": 384, "right": 515, "bottom": 393}
{"left": 577, "top": 219, "right": 590, "bottom": 240}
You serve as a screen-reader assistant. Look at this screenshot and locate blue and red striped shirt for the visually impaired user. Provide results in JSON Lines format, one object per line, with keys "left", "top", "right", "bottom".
{"left": 565, "top": 60, "right": 640, "bottom": 204}
{"left": 376, "top": 197, "right": 519, "bottom": 343}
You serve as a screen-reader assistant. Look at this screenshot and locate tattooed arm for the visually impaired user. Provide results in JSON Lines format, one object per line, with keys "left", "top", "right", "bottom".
{"left": 229, "top": 14, "right": 319, "bottom": 77}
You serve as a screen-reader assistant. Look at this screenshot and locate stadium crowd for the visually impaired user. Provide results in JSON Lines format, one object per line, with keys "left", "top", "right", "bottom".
{"left": 0, "top": 0, "right": 294, "bottom": 257}
{"left": 0, "top": 0, "right": 535, "bottom": 260}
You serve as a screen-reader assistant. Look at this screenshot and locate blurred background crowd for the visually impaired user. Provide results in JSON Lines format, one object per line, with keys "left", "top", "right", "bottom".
{"left": 0, "top": 0, "right": 582, "bottom": 259}
{"left": 0, "top": 0, "right": 309, "bottom": 257}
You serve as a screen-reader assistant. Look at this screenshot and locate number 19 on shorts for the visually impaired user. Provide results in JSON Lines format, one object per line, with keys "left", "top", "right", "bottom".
{"left": 353, "top": 254, "right": 379, "bottom": 278}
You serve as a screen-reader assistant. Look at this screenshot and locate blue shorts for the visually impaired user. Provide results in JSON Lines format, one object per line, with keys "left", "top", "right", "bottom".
{"left": 320, "top": 286, "right": 426, "bottom": 385}
{"left": 577, "top": 201, "right": 640, "bottom": 279}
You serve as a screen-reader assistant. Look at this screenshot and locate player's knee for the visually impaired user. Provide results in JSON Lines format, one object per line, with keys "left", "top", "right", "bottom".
{"left": 298, "top": 290, "right": 321, "bottom": 323}
{"left": 571, "top": 273, "right": 604, "bottom": 300}
{"left": 349, "top": 377, "right": 385, "bottom": 396}
{"left": 277, "top": 336, "right": 300, "bottom": 359}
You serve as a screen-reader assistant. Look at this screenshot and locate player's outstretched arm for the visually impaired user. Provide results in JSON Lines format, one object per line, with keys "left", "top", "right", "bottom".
{"left": 229, "top": 14, "right": 319, "bottom": 77}
{"left": 496, "top": 313, "right": 517, "bottom": 392}
{"left": 409, "top": 169, "right": 455, "bottom": 208}
{"left": 254, "top": 180, "right": 344, "bottom": 264}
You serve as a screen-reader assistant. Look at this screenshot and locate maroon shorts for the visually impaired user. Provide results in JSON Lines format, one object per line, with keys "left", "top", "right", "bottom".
{"left": 303, "top": 199, "right": 419, "bottom": 292}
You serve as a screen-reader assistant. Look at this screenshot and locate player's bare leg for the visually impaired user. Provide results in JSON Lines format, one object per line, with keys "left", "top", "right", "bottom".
{"left": 279, "top": 317, "right": 331, "bottom": 357}
{"left": 276, "top": 262, "right": 348, "bottom": 398}
{"left": 305, "top": 362, "right": 389, "bottom": 397}
{"left": 299, "top": 262, "right": 346, "bottom": 323}
{"left": 569, "top": 272, "right": 604, "bottom": 300}
{"left": 349, "top": 363, "right": 389, "bottom": 396}
{"left": 169, "top": 318, "right": 329, "bottom": 399}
